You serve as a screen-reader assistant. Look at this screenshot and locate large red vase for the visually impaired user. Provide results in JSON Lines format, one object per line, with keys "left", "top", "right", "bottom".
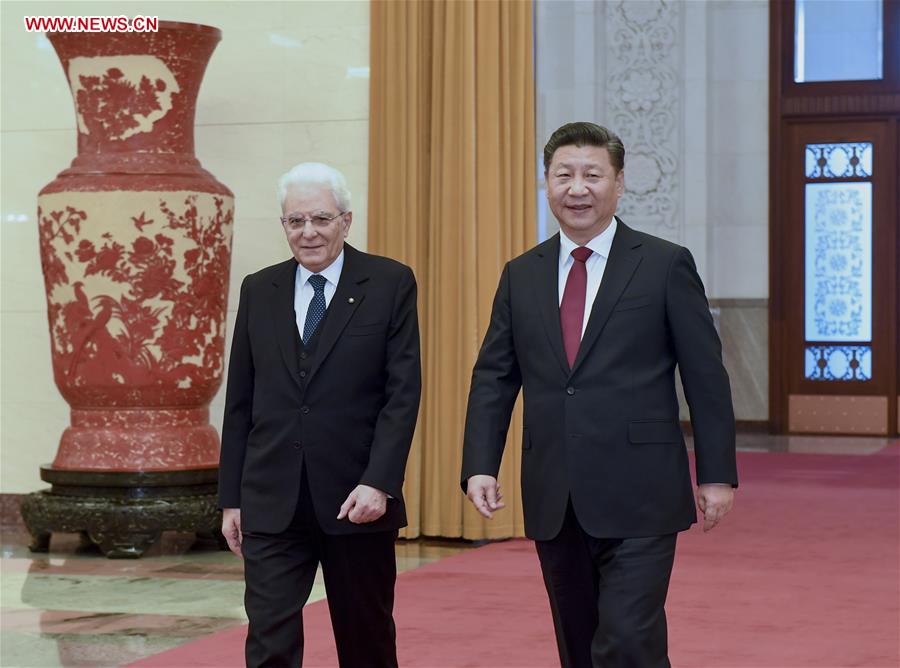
{"left": 37, "top": 22, "right": 233, "bottom": 473}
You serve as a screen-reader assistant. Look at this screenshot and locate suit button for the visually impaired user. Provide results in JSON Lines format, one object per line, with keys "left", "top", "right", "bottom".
{"left": 299, "top": 370, "right": 307, "bottom": 378}
{"left": 301, "top": 406, "right": 310, "bottom": 414}
{"left": 293, "top": 441, "right": 302, "bottom": 449}
{"left": 566, "top": 387, "right": 576, "bottom": 395}
{"left": 299, "top": 352, "right": 308, "bottom": 360}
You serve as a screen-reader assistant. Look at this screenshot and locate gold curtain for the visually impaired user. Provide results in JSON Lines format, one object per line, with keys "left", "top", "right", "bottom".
{"left": 369, "top": 0, "right": 535, "bottom": 539}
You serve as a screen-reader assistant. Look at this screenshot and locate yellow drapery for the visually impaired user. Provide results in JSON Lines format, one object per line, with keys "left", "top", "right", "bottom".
{"left": 369, "top": 0, "right": 536, "bottom": 539}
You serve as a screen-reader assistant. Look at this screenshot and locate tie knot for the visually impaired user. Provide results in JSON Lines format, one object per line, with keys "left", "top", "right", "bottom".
{"left": 309, "top": 274, "right": 326, "bottom": 292}
{"left": 571, "top": 247, "right": 593, "bottom": 263}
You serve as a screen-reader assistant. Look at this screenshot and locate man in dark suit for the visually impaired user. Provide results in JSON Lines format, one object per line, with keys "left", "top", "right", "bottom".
{"left": 461, "top": 123, "right": 738, "bottom": 668}
{"left": 219, "top": 162, "right": 421, "bottom": 668}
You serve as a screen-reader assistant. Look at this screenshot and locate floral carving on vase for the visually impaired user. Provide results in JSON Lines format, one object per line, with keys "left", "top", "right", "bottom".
{"left": 37, "top": 22, "right": 233, "bottom": 472}
{"left": 68, "top": 56, "right": 181, "bottom": 140}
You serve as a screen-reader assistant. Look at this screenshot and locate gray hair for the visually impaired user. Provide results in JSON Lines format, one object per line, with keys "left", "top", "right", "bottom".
{"left": 277, "top": 162, "right": 352, "bottom": 211}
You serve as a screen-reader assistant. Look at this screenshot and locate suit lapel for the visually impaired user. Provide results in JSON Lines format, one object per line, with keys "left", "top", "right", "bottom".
{"left": 570, "top": 219, "right": 643, "bottom": 376}
{"left": 306, "top": 244, "right": 368, "bottom": 384}
{"left": 534, "top": 235, "right": 570, "bottom": 377}
{"left": 271, "top": 258, "right": 304, "bottom": 391}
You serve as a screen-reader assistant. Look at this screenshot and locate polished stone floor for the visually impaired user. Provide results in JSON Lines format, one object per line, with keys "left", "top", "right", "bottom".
{"left": 1, "top": 433, "right": 896, "bottom": 667}
{"left": 0, "top": 530, "right": 470, "bottom": 667}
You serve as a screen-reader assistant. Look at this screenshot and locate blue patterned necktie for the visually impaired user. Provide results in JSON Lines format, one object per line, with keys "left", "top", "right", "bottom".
{"left": 302, "top": 274, "right": 327, "bottom": 343}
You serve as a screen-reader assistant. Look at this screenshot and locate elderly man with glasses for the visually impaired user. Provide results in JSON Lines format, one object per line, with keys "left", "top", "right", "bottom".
{"left": 218, "top": 162, "right": 421, "bottom": 668}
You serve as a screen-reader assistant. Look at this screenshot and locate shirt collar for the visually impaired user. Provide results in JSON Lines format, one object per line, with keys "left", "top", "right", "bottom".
{"left": 559, "top": 217, "right": 618, "bottom": 263}
{"left": 296, "top": 248, "right": 345, "bottom": 288}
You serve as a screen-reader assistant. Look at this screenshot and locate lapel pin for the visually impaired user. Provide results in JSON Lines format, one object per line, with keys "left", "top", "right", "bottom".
{"left": 348, "top": 297, "right": 355, "bottom": 304}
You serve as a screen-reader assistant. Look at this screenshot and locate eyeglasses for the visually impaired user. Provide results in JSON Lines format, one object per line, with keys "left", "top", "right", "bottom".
{"left": 280, "top": 211, "right": 346, "bottom": 230}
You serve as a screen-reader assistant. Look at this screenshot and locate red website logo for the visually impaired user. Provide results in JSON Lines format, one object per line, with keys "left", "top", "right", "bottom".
{"left": 24, "top": 16, "right": 159, "bottom": 32}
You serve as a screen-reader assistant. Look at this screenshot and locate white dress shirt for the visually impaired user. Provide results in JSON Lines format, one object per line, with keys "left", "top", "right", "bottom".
{"left": 294, "top": 250, "right": 345, "bottom": 337}
{"left": 558, "top": 217, "right": 617, "bottom": 339}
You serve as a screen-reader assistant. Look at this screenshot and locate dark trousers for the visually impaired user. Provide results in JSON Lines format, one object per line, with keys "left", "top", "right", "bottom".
{"left": 241, "top": 470, "right": 399, "bottom": 668}
{"left": 535, "top": 501, "right": 677, "bottom": 668}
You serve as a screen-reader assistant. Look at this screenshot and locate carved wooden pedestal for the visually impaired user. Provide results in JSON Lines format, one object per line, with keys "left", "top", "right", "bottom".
{"left": 20, "top": 467, "right": 224, "bottom": 558}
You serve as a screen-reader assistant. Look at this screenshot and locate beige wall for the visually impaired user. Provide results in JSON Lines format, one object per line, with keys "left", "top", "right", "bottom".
{"left": 0, "top": 1, "right": 370, "bottom": 493}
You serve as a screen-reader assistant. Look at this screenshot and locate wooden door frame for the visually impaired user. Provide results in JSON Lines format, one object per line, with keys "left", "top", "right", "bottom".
{"left": 769, "top": 0, "right": 900, "bottom": 434}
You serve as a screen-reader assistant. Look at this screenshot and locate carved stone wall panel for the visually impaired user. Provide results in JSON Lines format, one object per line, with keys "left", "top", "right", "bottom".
{"left": 605, "top": 0, "right": 682, "bottom": 242}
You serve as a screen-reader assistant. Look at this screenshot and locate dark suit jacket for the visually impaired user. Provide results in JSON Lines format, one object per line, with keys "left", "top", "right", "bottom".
{"left": 461, "top": 220, "right": 738, "bottom": 541}
{"left": 219, "top": 244, "right": 421, "bottom": 535}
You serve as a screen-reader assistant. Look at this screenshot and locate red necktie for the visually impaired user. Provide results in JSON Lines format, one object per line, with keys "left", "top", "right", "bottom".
{"left": 560, "top": 246, "right": 593, "bottom": 369}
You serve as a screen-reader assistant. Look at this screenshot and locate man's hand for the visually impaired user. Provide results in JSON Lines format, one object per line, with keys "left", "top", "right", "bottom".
{"left": 337, "top": 484, "right": 388, "bottom": 524}
{"left": 466, "top": 474, "right": 506, "bottom": 519}
{"left": 221, "top": 508, "right": 243, "bottom": 557}
{"left": 696, "top": 484, "right": 734, "bottom": 532}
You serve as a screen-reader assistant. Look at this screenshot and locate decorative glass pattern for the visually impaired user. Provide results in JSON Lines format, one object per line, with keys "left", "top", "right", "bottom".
{"left": 804, "top": 182, "right": 872, "bottom": 342}
{"left": 805, "top": 143, "right": 873, "bottom": 179}
{"left": 805, "top": 345, "right": 872, "bottom": 381}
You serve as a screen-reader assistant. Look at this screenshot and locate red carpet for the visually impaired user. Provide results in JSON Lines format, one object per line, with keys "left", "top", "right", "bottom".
{"left": 131, "top": 446, "right": 899, "bottom": 667}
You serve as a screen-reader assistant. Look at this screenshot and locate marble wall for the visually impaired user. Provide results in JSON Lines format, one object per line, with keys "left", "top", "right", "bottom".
{"left": 707, "top": 0, "right": 769, "bottom": 298}
{"left": 0, "top": 1, "right": 370, "bottom": 493}
{"left": 535, "top": 0, "right": 769, "bottom": 299}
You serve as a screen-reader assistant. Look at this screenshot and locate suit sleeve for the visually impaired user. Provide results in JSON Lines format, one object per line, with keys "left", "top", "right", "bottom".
{"left": 665, "top": 247, "right": 738, "bottom": 487}
{"left": 359, "top": 266, "right": 422, "bottom": 500}
{"left": 460, "top": 263, "right": 523, "bottom": 492}
{"left": 218, "top": 276, "right": 254, "bottom": 508}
